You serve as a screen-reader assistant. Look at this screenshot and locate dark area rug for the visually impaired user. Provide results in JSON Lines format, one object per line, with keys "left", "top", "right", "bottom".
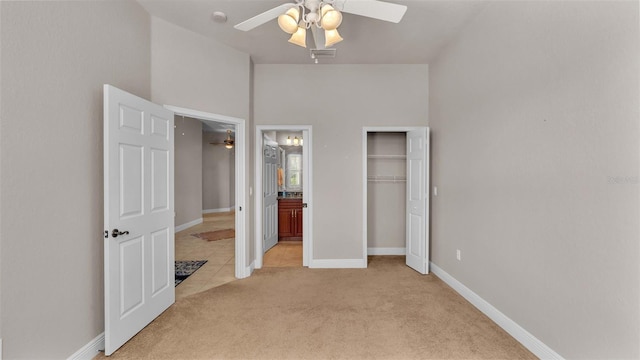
{"left": 175, "top": 260, "right": 207, "bottom": 286}
{"left": 191, "top": 229, "right": 235, "bottom": 241}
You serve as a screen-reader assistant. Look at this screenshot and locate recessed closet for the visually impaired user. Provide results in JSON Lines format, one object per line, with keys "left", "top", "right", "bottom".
{"left": 367, "top": 132, "right": 407, "bottom": 255}
{"left": 363, "top": 127, "right": 430, "bottom": 274}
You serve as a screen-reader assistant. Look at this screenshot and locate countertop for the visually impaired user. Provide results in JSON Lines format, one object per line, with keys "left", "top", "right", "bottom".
{"left": 277, "top": 196, "right": 303, "bottom": 200}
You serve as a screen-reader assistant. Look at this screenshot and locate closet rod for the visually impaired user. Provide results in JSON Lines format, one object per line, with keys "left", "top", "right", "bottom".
{"left": 367, "top": 175, "right": 406, "bottom": 183}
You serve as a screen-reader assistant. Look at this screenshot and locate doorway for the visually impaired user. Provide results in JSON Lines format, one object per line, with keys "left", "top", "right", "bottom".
{"left": 104, "top": 86, "right": 248, "bottom": 355}
{"left": 166, "top": 106, "right": 248, "bottom": 279}
{"left": 362, "top": 127, "right": 430, "bottom": 274}
{"left": 172, "top": 115, "right": 238, "bottom": 299}
{"left": 255, "top": 125, "right": 313, "bottom": 269}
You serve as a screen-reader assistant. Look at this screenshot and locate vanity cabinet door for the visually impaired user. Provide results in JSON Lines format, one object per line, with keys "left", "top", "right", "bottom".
{"left": 294, "top": 208, "right": 303, "bottom": 237}
{"left": 278, "top": 199, "right": 302, "bottom": 241}
{"left": 278, "top": 207, "right": 295, "bottom": 238}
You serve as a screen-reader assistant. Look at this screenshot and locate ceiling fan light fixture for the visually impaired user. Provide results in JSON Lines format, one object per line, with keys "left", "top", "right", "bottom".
{"left": 324, "top": 28, "right": 343, "bottom": 47}
{"left": 277, "top": 7, "right": 300, "bottom": 34}
{"left": 288, "top": 25, "right": 307, "bottom": 48}
{"left": 320, "top": 5, "right": 342, "bottom": 30}
{"left": 224, "top": 129, "right": 234, "bottom": 149}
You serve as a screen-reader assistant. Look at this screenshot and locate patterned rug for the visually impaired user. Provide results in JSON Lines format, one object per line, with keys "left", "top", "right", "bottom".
{"left": 175, "top": 260, "right": 207, "bottom": 286}
{"left": 192, "top": 229, "right": 235, "bottom": 241}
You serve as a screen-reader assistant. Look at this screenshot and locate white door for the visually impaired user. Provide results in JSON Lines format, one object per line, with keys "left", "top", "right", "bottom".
{"left": 263, "top": 140, "right": 279, "bottom": 252}
{"left": 406, "top": 128, "right": 429, "bottom": 274}
{"left": 104, "top": 85, "right": 175, "bottom": 355}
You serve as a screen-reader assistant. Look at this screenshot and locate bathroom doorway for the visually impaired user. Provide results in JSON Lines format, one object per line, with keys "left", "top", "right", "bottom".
{"left": 255, "top": 125, "right": 313, "bottom": 269}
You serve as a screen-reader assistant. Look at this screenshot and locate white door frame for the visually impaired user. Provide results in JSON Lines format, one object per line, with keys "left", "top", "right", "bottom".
{"left": 165, "top": 105, "right": 249, "bottom": 279}
{"left": 362, "top": 126, "right": 430, "bottom": 269}
{"left": 255, "top": 125, "right": 313, "bottom": 268}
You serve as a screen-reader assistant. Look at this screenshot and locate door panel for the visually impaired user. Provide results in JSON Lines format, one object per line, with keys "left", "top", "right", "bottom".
{"left": 263, "top": 141, "right": 279, "bottom": 252}
{"left": 405, "top": 128, "right": 429, "bottom": 274}
{"left": 151, "top": 228, "right": 170, "bottom": 296}
{"left": 119, "top": 144, "right": 144, "bottom": 218}
{"left": 120, "top": 236, "right": 144, "bottom": 317}
{"left": 104, "top": 85, "right": 174, "bottom": 355}
{"left": 151, "top": 149, "right": 169, "bottom": 212}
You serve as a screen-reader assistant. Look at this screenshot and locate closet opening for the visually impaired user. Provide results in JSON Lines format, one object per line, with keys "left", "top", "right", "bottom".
{"left": 362, "top": 127, "right": 430, "bottom": 274}
{"left": 367, "top": 132, "right": 407, "bottom": 256}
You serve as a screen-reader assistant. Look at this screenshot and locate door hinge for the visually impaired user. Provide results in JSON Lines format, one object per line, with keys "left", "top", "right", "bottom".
{"left": 239, "top": 206, "right": 242, "bottom": 211}
{"left": 302, "top": 203, "right": 308, "bottom": 208}
{"left": 104, "top": 230, "right": 108, "bottom": 238}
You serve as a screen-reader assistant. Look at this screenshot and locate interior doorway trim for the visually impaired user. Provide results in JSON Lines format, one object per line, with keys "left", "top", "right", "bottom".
{"left": 362, "top": 126, "right": 429, "bottom": 268}
{"left": 165, "top": 105, "right": 249, "bottom": 279}
{"left": 255, "top": 125, "right": 313, "bottom": 268}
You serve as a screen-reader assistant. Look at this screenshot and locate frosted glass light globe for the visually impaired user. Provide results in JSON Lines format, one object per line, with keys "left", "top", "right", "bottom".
{"left": 278, "top": 8, "right": 300, "bottom": 34}
{"left": 321, "top": 5, "right": 342, "bottom": 30}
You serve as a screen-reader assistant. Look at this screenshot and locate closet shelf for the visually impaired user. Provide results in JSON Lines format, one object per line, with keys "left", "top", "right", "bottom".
{"left": 367, "top": 155, "right": 406, "bottom": 159}
{"left": 367, "top": 175, "right": 406, "bottom": 183}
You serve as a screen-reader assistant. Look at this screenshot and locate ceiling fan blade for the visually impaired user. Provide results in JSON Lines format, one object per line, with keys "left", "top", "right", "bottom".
{"left": 337, "top": 0, "right": 407, "bottom": 23}
{"left": 234, "top": 3, "right": 297, "bottom": 31}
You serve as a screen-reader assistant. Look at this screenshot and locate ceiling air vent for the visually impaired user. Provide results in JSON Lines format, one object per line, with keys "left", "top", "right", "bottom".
{"left": 310, "top": 48, "right": 336, "bottom": 63}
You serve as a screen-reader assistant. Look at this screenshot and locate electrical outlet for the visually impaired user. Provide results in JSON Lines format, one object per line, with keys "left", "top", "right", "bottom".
{"left": 456, "top": 249, "right": 461, "bottom": 261}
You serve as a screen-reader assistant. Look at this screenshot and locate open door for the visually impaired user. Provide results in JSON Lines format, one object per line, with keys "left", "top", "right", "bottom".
{"left": 263, "top": 138, "right": 279, "bottom": 252}
{"left": 104, "top": 85, "right": 175, "bottom": 355}
{"left": 405, "top": 128, "right": 429, "bottom": 274}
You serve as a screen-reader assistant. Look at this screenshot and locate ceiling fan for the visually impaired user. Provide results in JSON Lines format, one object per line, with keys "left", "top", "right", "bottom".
{"left": 234, "top": 0, "right": 407, "bottom": 51}
{"left": 209, "top": 130, "right": 235, "bottom": 149}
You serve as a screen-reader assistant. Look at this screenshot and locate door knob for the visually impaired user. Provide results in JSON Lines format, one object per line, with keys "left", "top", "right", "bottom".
{"left": 111, "top": 229, "right": 130, "bottom": 238}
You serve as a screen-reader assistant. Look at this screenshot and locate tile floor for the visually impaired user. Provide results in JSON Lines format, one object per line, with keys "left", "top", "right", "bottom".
{"left": 175, "top": 211, "right": 303, "bottom": 300}
{"left": 263, "top": 241, "right": 303, "bottom": 267}
{"left": 175, "top": 211, "right": 236, "bottom": 300}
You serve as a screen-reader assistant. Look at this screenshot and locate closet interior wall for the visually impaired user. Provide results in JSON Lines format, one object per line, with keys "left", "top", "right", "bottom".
{"left": 367, "top": 132, "right": 407, "bottom": 253}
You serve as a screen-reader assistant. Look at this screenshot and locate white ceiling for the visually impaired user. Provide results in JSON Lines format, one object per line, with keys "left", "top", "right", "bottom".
{"left": 137, "top": 0, "right": 487, "bottom": 64}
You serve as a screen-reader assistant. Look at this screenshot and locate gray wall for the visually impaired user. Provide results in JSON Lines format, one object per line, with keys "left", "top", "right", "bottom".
{"left": 367, "top": 133, "right": 406, "bottom": 249}
{"left": 254, "top": 65, "right": 428, "bottom": 259}
{"left": 0, "top": 1, "right": 151, "bottom": 358}
{"left": 150, "top": 16, "right": 253, "bottom": 266}
{"left": 429, "top": 1, "right": 639, "bottom": 358}
{"left": 175, "top": 117, "right": 203, "bottom": 226}
{"left": 202, "top": 131, "right": 235, "bottom": 211}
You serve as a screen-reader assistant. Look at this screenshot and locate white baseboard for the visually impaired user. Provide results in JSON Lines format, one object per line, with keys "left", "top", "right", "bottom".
{"left": 175, "top": 218, "right": 203, "bottom": 233}
{"left": 367, "top": 247, "right": 406, "bottom": 255}
{"left": 202, "top": 207, "right": 233, "bottom": 214}
{"left": 236, "top": 260, "right": 254, "bottom": 279}
{"left": 67, "top": 333, "right": 104, "bottom": 360}
{"left": 430, "top": 262, "right": 563, "bottom": 360}
{"left": 309, "top": 258, "right": 367, "bottom": 268}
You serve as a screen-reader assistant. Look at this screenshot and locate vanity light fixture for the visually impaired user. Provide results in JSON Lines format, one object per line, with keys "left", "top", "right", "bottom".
{"left": 285, "top": 135, "right": 303, "bottom": 146}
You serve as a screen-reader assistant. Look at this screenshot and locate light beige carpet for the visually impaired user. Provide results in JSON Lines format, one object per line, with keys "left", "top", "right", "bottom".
{"left": 101, "top": 256, "right": 536, "bottom": 359}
